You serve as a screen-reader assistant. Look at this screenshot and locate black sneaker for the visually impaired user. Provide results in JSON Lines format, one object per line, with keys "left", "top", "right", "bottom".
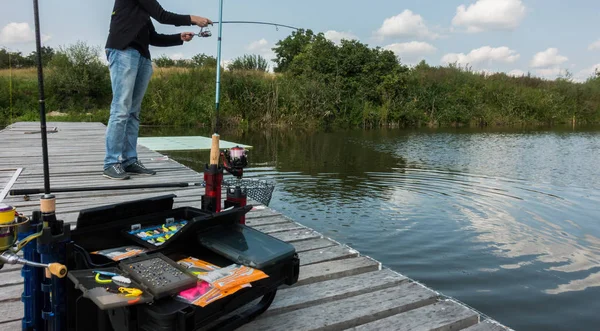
{"left": 103, "top": 164, "right": 131, "bottom": 180}
{"left": 124, "top": 161, "right": 156, "bottom": 176}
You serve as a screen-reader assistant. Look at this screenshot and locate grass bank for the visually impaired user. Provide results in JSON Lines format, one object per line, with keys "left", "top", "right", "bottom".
{"left": 2, "top": 42, "right": 600, "bottom": 129}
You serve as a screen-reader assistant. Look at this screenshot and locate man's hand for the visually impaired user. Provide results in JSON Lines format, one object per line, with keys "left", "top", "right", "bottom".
{"left": 191, "top": 15, "right": 213, "bottom": 28}
{"left": 181, "top": 32, "right": 195, "bottom": 42}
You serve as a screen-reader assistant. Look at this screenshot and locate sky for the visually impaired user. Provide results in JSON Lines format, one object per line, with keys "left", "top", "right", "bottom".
{"left": 1, "top": 0, "right": 599, "bottom": 81}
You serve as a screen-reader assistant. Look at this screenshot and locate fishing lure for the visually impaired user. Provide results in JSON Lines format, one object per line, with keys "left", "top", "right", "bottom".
{"left": 119, "top": 287, "right": 143, "bottom": 297}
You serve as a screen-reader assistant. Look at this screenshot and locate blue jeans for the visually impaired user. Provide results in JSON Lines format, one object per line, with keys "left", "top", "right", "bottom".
{"left": 104, "top": 48, "right": 153, "bottom": 170}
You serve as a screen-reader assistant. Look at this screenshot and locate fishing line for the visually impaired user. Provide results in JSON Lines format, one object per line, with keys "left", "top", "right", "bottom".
{"left": 9, "top": 50, "right": 13, "bottom": 126}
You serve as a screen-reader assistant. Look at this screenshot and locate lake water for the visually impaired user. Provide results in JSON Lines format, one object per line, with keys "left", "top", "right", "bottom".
{"left": 143, "top": 125, "right": 600, "bottom": 331}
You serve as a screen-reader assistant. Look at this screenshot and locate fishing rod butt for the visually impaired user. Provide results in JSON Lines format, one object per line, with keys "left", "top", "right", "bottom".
{"left": 47, "top": 263, "right": 67, "bottom": 278}
{"left": 210, "top": 134, "right": 221, "bottom": 165}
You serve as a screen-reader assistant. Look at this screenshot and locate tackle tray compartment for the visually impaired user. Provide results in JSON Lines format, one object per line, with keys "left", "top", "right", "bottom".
{"left": 67, "top": 267, "right": 154, "bottom": 310}
{"left": 66, "top": 194, "right": 300, "bottom": 331}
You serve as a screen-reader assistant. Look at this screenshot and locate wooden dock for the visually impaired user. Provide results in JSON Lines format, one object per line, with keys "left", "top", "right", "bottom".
{"left": 0, "top": 122, "right": 511, "bottom": 331}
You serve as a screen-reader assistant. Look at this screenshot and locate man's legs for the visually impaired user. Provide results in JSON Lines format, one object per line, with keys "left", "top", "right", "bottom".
{"left": 122, "top": 55, "right": 153, "bottom": 169}
{"left": 104, "top": 48, "right": 140, "bottom": 179}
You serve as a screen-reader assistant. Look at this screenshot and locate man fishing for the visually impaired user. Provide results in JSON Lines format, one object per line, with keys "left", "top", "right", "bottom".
{"left": 103, "top": 0, "right": 212, "bottom": 180}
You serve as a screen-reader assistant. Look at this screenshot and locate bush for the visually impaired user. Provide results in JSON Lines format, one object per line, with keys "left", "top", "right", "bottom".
{"left": 46, "top": 41, "right": 111, "bottom": 111}
{"left": 228, "top": 55, "right": 269, "bottom": 72}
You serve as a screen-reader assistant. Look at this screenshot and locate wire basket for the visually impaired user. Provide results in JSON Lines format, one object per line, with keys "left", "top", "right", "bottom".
{"left": 222, "top": 178, "right": 275, "bottom": 206}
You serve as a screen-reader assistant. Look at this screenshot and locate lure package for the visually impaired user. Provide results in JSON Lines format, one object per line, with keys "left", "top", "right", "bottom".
{"left": 201, "top": 265, "right": 269, "bottom": 291}
{"left": 91, "top": 246, "right": 148, "bottom": 261}
{"left": 127, "top": 220, "right": 188, "bottom": 246}
{"left": 176, "top": 281, "right": 250, "bottom": 308}
{"left": 175, "top": 259, "right": 268, "bottom": 308}
{"left": 177, "top": 257, "right": 220, "bottom": 276}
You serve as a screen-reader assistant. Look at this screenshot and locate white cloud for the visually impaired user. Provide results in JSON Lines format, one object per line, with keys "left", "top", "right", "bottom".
{"left": 530, "top": 48, "right": 568, "bottom": 68}
{"left": 385, "top": 41, "right": 437, "bottom": 56}
{"left": 441, "top": 46, "right": 520, "bottom": 66}
{"left": 384, "top": 42, "right": 437, "bottom": 64}
{"left": 588, "top": 39, "right": 600, "bottom": 51}
{"left": 375, "top": 10, "right": 439, "bottom": 40}
{"left": 452, "top": 0, "right": 526, "bottom": 33}
{"left": 574, "top": 63, "right": 600, "bottom": 82}
{"left": 247, "top": 39, "right": 269, "bottom": 52}
{"left": 0, "top": 22, "right": 51, "bottom": 44}
{"left": 508, "top": 69, "right": 526, "bottom": 77}
{"left": 169, "top": 53, "right": 184, "bottom": 60}
{"left": 324, "top": 30, "right": 358, "bottom": 45}
{"left": 246, "top": 38, "right": 275, "bottom": 60}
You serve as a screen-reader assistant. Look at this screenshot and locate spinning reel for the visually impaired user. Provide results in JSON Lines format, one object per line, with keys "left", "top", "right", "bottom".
{"left": 0, "top": 204, "right": 66, "bottom": 277}
{"left": 221, "top": 146, "right": 248, "bottom": 179}
{"left": 196, "top": 27, "right": 212, "bottom": 38}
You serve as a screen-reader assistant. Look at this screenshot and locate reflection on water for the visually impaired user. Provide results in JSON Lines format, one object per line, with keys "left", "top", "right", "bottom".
{"left": 142, "top": 125, "right": 600, "bottom": 331}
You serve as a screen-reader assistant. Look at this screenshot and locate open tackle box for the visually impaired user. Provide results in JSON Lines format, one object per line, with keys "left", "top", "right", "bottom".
{"left": 65, "top": 194, "right": 300, "bottom": 331}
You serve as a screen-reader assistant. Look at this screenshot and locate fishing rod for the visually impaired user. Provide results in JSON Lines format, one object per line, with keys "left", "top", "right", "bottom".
{"left": 214, "top": 21, "right": 300, "bottom": 30}
{"left": 195, "top": 20, "right": 300, "bottom": 38}
{"left": 33, "top": 0, "right": 51, "bottom": 195}
{"left": 10, "top": 182, "right": 205, "bottom": 197}
{"left": 201, "top": 0, "right": 226, "bottom": 213}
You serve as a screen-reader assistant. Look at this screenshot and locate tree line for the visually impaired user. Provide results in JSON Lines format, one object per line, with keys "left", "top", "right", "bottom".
{"left": 2, "top": 31, "right": 600, "bottom": 128}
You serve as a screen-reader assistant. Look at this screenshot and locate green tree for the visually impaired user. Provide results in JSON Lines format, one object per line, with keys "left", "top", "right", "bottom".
{"left": 25, "top": 46, "right": 55, "bottom": 67}
{"left": 272, "top": 29, "right": 316, "bottom": 73}
{"left": 154, "top": 55, "right": 176, "bottom": 67}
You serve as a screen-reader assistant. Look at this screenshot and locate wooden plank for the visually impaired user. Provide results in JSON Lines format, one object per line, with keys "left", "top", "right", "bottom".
{"left": 252, "top": 222, "right": 304, "bottom": 234}
{"left": 0, "top": 168, "right": 22, "bottom": 201}
{"left": 464, "top": 321, "right": 510, "bottom": 331}
{"left": 246, "top": 207, "right": 282, "bottom": 219}
{"left": 298, "top": 245, "right": 359, "bottom": 266}
{"left": 0, "top": 264, "right": 22, "bottom": 274}
{"left": 348, "top": 300, "right": 479, "bottom": 331}
{"left": 0, "top": 300, "right": 23, "bottom": 323}
{"left": 237, "top": 283, "right": 438, "bottom": 331}
{"left": 245, "top": 215, "right": 287, "bottom": 226}
{"left": 270, "top": 229, "right": 321, "bottom": 243}
{"left": 0, "top": 271, "right": 24, "bottom": 287}
{"left": 265, "top": 269, "right": 407, "bottom": 316}
{"left": 292, "top": 238, "right": 338, "bottom": 253}
{"left": 0, "top": 284, "right": 22, "bottom": 303}
{"left": 0, "top": 320, "right": 21, "bottom": 331}
{"left": 296, "top": 257, "right": 381, "bottom": 286}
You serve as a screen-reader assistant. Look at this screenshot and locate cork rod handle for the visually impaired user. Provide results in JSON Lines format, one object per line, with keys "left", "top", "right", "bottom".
{"left": 210, "top": 134, "right": 220, "bottom": 165}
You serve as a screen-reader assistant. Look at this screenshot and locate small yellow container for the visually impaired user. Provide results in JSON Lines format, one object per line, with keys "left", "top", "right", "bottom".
{"left": 0, "top": 204, "right": 17, "bottom": 250}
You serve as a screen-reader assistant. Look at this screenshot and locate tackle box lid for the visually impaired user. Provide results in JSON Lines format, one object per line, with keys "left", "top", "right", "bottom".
{"left": 121, "top": 205, "right": 253, "bottom": 251}
{"left": 75, "top": 194, "right": 177, "bottom": 231}
{"left": 198, "top": 223, "right": 296, "bottom": 270}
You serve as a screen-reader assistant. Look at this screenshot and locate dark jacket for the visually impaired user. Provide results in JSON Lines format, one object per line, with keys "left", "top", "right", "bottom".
{"left": 106, "top": 0, "right": 192, "bottom": 51}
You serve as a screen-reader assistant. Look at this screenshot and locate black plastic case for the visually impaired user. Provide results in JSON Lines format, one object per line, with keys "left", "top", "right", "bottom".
{"left": 66, "top": 194, "right": 300, "bottom": 331}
